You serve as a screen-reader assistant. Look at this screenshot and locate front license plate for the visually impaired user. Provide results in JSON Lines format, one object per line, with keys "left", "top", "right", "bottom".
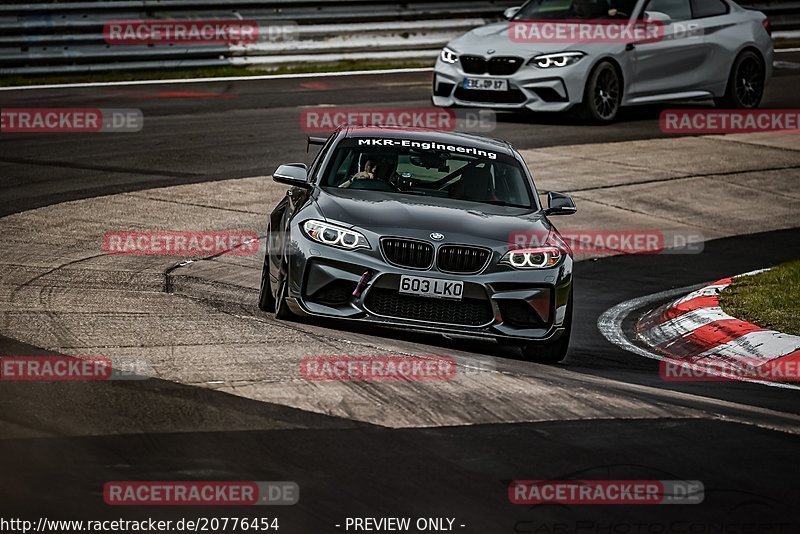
{"left": 399, "top": 275, "right": 463, "bottom": 300}
{"left": 463, "top": 77, "right": 508, "bottom": 91}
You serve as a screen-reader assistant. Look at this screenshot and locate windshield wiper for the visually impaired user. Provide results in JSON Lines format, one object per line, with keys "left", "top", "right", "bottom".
{"left": 395, "top": 190, "right": 431, "bottom": 196}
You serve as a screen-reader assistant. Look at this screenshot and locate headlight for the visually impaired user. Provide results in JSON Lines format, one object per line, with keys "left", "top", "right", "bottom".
{"left": 529, "top": 52, "right": 585, "bottom": 69}
{"left": 440, "top": 47, "right": 459, "bottom": 64}
{"left": 500, "top": 233, "right": 568, "bottom": 269}
{"left": 500, "top": 247, "right": 563, "bottom": 269}
{"left": 303, "top": 220, "right": 370, "bottom": 250}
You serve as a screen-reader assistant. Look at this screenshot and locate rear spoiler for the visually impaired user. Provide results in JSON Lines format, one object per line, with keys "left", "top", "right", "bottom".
{"left": 307, "top": 136, "right": 327, "bottom": 152}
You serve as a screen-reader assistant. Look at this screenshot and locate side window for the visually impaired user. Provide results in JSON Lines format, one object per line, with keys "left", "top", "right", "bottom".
{"left": 646, "top": 0, "right": 692, "bottom": 21}
{"left": 324, "top": 148, "right": 355, "bottom": 187}
{"left": 691, "top": 0, "right": 728, "bottom": 18}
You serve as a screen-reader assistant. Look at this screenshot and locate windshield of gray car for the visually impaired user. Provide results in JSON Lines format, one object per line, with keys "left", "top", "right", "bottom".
{"left": 320, "top": 137, "right": 537, "bottom": 209}
{"left": 515, "top": 0, "right": 640, "bottom": 19}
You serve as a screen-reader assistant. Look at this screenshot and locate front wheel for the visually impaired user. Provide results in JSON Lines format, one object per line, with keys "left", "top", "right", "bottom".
{"left": 576, "top": 61, "right": 622, "bottom": 124}
{"left": 715, "top": 50, "right": 765, "bottom": 109}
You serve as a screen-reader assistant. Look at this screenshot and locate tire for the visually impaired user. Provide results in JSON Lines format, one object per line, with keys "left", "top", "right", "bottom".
{"left": 258, "top": 227, "right": 294, "bottom": 319}
{"left": 274, "top": 274, "right": 295, "bottom": 320}
{"left": 576, "top": 61, "right": 622, "bottom": 124}
{"left": 714, "top": 50, "right": 765, "bottom": 109}
{"left": 257, "top": 255, "right": 275, "bottom": 312}
{"left": 522, "top": 291, "right": 573, "bottom": 364}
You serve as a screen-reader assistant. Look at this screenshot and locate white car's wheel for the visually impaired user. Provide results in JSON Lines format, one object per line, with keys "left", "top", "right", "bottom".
{"left": 577, "top": 61, "right": 622, "bottom": 124}
{"left": 715, "top": 50, "right": 765, "bottom": 109}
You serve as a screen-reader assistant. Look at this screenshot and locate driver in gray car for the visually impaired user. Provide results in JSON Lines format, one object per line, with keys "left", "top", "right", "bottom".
{"left": 341, "top": 154, "right": 398, "bottom": 188}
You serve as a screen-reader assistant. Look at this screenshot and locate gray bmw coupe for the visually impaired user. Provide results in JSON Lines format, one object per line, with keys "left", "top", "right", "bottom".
{"left": 259, "top": 127, "right": 576, "bottom": 363}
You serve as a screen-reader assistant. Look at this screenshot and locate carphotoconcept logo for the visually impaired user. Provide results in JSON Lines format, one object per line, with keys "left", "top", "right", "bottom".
{"left": 103, "top": 481, "right": 298, "bottom": 505}
{"left": 301, "top": 355, "right": 458, "bottom": 381}
{"left": 103, "top": 231, "right": 259, "bottom": 256}
{"left": 1, "top": 109, "right": 143, "bottom": 133}
{"left": 300, "top": 107, "right": 496, "bottom": 133}
{"left": 661, "top": 110, "right": 800, "bottom": 134}
{"left": 509, "top": 480, "right": 704, "bottom": 505}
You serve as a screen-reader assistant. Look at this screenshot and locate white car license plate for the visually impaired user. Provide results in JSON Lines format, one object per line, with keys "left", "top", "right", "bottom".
{"left": 399, "top": 275, "right": 463, "bottom": 300}
{"left": 463, "top": 77, "right": 508, "bottom": 91}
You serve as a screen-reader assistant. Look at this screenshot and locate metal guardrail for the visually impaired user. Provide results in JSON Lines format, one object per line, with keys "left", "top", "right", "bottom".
{"left": 0, "top": 0, "right": 518, "bottom": 75}
{"left": 0, "top": 0, "right": 797, "bottom": 77}
{"left": 753, "top": 1, "right": 800, "bottom": 32}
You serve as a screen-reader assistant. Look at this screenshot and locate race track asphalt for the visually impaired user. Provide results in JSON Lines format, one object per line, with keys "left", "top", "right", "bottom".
{"left": 1, "top": 61, "right": 799, "bottom": 530}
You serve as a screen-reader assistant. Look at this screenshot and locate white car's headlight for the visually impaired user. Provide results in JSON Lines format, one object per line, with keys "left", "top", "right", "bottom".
{"left": 303, "top": 220, "right": 370, "bottom": 250}
{"left": 440, "top": 47, "right": 459, "bottom": 64}
{"left": 529, "top": 52, "right": 585, "bottom": 69}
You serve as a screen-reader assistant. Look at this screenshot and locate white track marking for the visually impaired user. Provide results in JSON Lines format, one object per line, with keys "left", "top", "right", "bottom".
{"left": 2, "top": 53, "right": 796, "bottom": 91}
{"left": 598, "top": 284, "right": 705, "bottom": 361}
{"left": 0, "top": 67, "right": 434, "bottom": 92}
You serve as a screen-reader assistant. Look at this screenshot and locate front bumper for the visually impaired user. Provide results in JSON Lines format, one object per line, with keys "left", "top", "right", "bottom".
{"left": 432, "top": 55, "right": 592, "bottom": 112}
{"left": 284, "top": 228, "right": 573, "bottom": 343}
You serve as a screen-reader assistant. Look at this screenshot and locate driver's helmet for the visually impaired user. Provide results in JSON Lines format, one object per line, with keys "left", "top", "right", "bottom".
{"left": 370, "top": 153, "right": 399, "bottom": 181}
{"left": 356, "top": 153, "right": 376, "bottom": 174}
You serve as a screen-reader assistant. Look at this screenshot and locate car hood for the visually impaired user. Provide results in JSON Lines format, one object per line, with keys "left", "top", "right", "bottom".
{"left": 314, "top": 189, "right": 552, "bottom": 245}
{"left": 447, "top": 21, "right": 622, "bottom": 57}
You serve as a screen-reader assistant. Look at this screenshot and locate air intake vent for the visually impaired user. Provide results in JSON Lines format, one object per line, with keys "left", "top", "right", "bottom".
{"left": 365, "top": 288, "right": 493, "bottom": 326}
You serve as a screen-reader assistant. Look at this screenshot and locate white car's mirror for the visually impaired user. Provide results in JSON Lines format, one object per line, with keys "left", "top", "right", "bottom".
{"left": 645, "top": 10, "right": 673, "bottom": 25}
{"left": 504, "top": 6, "right": 521, "bottom": 19}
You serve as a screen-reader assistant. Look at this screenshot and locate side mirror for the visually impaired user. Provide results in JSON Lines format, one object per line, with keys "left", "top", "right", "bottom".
{"left": 504, "top": 6, "right": 521, "bottom": 19}
{"left": 545, "top": 192, "right": 577, "bottom": 216}
{"left": 273, "top": 163, "right": 310, "bottom": 188}
{"left": 644, "top": 10, "right": 672, "bottom": 25}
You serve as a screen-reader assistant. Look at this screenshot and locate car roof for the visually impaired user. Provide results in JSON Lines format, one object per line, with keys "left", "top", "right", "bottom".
{"left": 340, "top": 125, "right": 516, "bottom": 157}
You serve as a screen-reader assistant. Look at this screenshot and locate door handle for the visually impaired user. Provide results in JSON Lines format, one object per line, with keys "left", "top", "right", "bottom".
{"left": 625, "top": 43, "right": 635, "bottom": 51}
